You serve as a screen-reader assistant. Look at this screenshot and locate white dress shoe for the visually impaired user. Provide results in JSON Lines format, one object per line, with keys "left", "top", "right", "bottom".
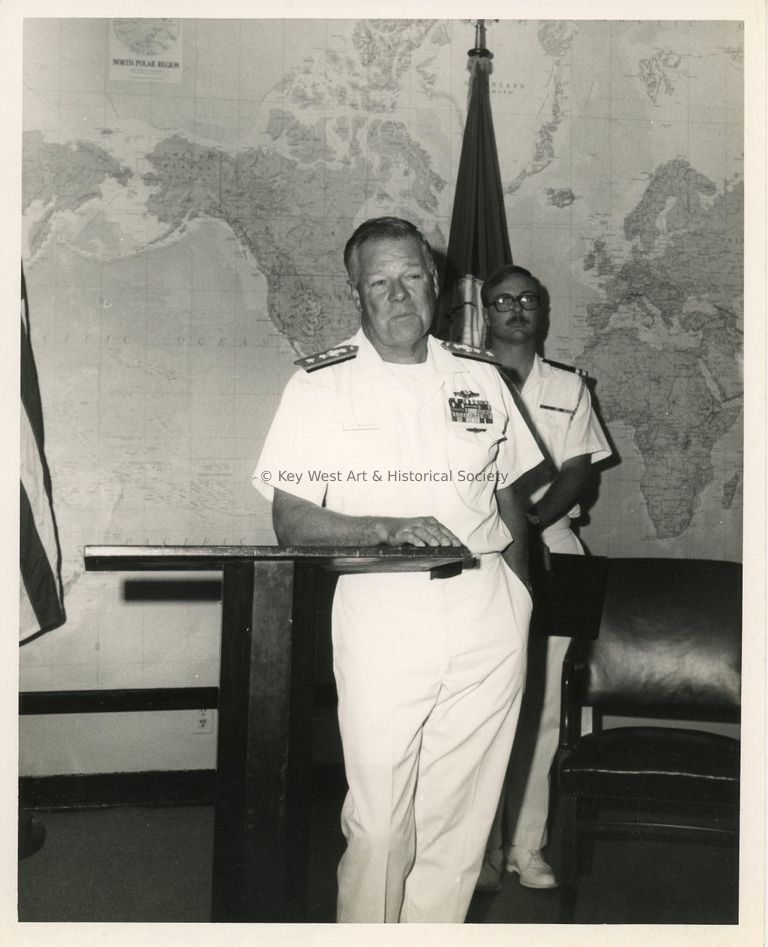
{"left": 505, "top": 847, "right": 558, "bottom": 889}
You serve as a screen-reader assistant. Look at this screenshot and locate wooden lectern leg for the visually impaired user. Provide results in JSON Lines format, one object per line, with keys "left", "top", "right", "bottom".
{"left": 211, "top": 560, "right": 320, "bottom": 922}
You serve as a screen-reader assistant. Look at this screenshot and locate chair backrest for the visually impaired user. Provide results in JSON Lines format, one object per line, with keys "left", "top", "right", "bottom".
{"left": 572, "top": 558, "right": 742, "bottom": 723}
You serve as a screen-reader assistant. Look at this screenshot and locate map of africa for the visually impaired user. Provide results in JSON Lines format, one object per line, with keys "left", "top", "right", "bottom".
{"left": 20, "top": 18, "right": 743, "bottom": 686}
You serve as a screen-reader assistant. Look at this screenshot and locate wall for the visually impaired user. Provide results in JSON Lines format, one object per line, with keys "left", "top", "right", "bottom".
{"left": 19, "top": 18, "right": 744, "bottom": 775}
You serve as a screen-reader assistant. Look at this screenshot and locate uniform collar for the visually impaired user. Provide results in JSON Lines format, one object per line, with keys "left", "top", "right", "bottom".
{"left": 348, "top": 329, "right": 467, "bottom": 409}
{"left": 520, "top": 352, "right": 544, "bottom": 395}
{"left": 348, "top": 327, "right": 389, "bottom": 380}
{"left": 349, "top": 328, "right": 466, "bottom": 377}
{"left": 429, "top": 335, "right": 476, "bottom": 374}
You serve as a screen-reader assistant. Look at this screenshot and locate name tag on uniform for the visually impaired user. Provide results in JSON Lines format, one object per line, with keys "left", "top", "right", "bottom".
{"left": 449, "top": 391, "right": 493, "bottom": 426}
{"left": 343, "top": 419, "right": 380, "bottom": 431}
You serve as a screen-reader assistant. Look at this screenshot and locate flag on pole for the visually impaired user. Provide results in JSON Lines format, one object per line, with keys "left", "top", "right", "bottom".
{"left": 20, "top": 266, "right": 65, "bottom": 642}
{"left": 440, "top": 25, "right": 555, "bottom": 478}
{"left": 440, "top": 20, "right": 512, "bottom": 346}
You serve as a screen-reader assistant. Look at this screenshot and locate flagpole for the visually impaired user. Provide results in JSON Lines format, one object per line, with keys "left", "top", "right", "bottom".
{"left": 440, "top": 19, "right": 511, "bottom": 346}
{"left": 469, "top": 19, "right": 491, "bottom": 62}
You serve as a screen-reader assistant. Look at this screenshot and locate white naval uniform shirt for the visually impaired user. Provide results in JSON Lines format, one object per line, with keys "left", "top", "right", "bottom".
{"left": 518, "top": 354, "right": 611, "bottom": 526}
{"left": 254, "top": 329, "right": 543, "bottom": 556}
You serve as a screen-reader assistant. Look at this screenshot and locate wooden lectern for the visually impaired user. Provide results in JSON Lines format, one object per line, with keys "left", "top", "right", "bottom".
{"left": 84, "top": 544, "right": 472, "bottom": 922}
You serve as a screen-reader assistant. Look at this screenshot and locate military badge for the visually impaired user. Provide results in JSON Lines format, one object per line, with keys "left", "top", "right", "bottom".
{"left": 449, "top": 394, "right": 493, "bottom": 425}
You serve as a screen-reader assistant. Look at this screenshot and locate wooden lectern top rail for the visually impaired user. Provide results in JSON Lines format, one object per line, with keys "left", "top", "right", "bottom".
{"left": 83, "top": 544, "right": 475, "bottom": 575}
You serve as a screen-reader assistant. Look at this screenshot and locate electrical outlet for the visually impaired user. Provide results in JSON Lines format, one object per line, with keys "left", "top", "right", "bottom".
{"left": 193, "top": 708, "right": 213, "bottom": 734}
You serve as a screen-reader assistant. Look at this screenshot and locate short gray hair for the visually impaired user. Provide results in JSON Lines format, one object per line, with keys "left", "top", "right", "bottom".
{"left": 344, "top": 217, "right": 436, "bottom": 285}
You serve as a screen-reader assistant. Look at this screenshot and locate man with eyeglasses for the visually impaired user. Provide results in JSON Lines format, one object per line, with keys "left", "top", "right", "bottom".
{"left": 476, "top": 264, "right": 612, "bottom": 893}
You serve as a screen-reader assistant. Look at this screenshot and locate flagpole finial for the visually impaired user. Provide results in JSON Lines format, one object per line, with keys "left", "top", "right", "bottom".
{"left": 468, "top": 19, "right": 494, "bottom": 62}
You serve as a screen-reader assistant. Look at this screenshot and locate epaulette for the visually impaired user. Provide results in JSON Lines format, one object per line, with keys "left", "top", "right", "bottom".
{"left": 294, "top": 344, "right": 358, "bottom": 372}
{"left": 441, "top": 340, "right": 499, "bottom": 365}
{"left": 542, "top": 357, "right": 587, "bottom": 378}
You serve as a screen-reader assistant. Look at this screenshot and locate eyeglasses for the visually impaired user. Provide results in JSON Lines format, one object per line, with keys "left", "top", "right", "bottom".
{"left": 489, "top": 292, "right": 539, "bottom": 312}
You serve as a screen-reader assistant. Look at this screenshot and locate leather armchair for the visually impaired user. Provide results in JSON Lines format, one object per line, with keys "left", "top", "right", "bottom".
{"left": 556, "top": 558, "right": 741, "bottom": 923}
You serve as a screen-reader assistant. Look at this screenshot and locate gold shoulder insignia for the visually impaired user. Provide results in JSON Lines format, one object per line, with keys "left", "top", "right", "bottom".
{"left": 441, "top": 340, "right": 499, "bottom": 365}
{"left": 542, "top": 357, "right": 587, "bottom": 378}
{"left": 294, "top": 344, "right": 359, "bottom": 372}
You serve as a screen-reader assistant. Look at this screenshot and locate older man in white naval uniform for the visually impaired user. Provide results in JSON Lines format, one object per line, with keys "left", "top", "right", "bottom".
{"left": 475, "top": 263, "right": 612, "bottom": 892}
{"left": 253, "top": 219, "right": 543, "bottom": 923}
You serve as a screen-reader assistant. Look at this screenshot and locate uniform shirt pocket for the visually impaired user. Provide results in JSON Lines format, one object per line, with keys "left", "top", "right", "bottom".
{"left": 449, "top": 423, "right": 505, "bottom": 473}
{"left": 535, "top": 407, "right": 572, "bottom": 457}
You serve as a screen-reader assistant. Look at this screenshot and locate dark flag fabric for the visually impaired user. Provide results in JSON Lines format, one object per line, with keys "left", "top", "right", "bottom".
{"left": 440, "top": 24, "right": 555, "bottom": 478}
{"left": 440, "top": 22, "right": 513, "bottom": 346}
{"left": 20, "top": 267, "right": 65, "bottom": 642}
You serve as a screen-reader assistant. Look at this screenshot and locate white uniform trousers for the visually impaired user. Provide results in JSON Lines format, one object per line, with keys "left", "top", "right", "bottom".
{"left": 332, "top": 554, "right": 531, "bottom": 923}
{"left": 486, "top": 518, "right": 583, "bottom": 854}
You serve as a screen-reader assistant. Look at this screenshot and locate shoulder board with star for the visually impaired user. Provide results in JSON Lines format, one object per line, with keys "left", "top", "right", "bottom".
{"left": 294, "top": 344, "right": 359, "bottom": 372}
{"left": 441, "top": 340, "right": 499, "bottom": 365}
{"left": 541, "top": 357, "right": 587, "bottom": 378}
